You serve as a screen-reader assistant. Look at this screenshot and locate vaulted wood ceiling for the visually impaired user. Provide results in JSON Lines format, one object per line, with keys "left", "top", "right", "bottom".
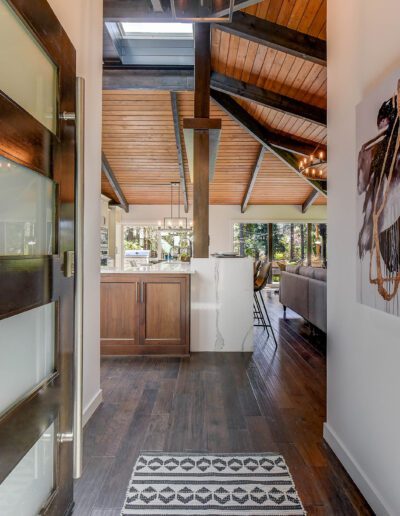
{"left": 102, "top": 0, "right": 327, "bottom": 208}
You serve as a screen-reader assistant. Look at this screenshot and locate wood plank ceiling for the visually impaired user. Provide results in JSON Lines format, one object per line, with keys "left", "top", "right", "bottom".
{"left": 102, "top": 0, "right": 327, "bottom": 207}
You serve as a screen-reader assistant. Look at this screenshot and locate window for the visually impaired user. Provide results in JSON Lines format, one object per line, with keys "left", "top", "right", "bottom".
{"left": 123, "top": 225, "right": 193, "bottom": 269}
{"left": 233, "top": 222, "right": 327, "bottom": 267}
{"left": 120, "top": 22, "right": 193, "bottom": 39}
{"left": 115, "top": 22, "right": 194, "bottom": 66}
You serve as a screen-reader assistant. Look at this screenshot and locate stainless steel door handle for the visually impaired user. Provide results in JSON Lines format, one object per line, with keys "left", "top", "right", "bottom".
{"left": 58, "top": 432, "right": 74, "bottom": 443}
{"left": 73, "top": 77, "right": 85, "bottom": 480}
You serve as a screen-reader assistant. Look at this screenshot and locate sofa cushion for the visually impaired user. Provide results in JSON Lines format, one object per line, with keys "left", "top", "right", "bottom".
{"left": 298, "top": 266, "right": 315, "bottom": 278}
{"left": 313, "top": 267, "right": 327, "bottom": 282}
{"left": 286, "top": 264, "right": 300, "bottom": 274}
{"left": 279, "top": 272, "right": 309, "bottom": 320}
{"left": 308, "top": 278, "right": 327, "bottom": 332}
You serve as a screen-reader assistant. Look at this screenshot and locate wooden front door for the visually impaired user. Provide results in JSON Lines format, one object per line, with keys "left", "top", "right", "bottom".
{"left": 0, "top": 1, "right": 76, "bottom": 515}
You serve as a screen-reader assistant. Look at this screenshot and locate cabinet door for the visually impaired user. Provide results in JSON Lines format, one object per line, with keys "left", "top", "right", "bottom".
{"left": 100, "top": 281, "right": 140, "bottom": 354}
{"left": 140, "top": 276, "right": 189, "bottom": 354}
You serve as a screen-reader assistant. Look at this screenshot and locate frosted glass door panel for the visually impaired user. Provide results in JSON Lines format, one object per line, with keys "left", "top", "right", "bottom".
{"left": 0, "top": 303, "right": 55, "bottom": 415}
{"left": 0, "top": 423, "right": 55, "bottom": 516}
{"left": 0, "top": 0, "right": 57, "bottom": 133}
{"left": 0, "top": 156, "right": 55, "bottom": 255}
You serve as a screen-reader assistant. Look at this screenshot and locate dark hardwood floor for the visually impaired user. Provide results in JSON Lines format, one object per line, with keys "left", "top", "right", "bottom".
{"left": 73, "top": 293, "right": 373, "bottom": 516}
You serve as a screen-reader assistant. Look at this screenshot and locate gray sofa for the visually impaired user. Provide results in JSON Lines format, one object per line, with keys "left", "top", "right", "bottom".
{"left": 279, "top": 265, "right": 327, "bottom": 333}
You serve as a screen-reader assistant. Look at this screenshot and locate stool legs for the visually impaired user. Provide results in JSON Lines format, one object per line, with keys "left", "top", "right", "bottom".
{"left": 258, "top": 290, "right": 278, "bottom": 350}
{"left": 253, "top": 293, "right": 269, "bottom": 335}
{"left": 253, "top": 290, "right": 277, "bottom": 349}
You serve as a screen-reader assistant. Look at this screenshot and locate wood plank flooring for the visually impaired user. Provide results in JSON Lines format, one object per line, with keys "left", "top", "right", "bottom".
{"left": 73, "top": 294, "right": 373, "bottom": 516}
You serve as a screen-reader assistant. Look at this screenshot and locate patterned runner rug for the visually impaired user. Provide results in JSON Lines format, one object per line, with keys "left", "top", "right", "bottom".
{"left": 121, "top": 452, "right": 306, "bottom": 515}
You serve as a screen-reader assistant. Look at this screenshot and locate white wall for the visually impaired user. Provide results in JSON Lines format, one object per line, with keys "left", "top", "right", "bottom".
{"left": 122, "top": 204, "right": 327, "bottom": 254}
{"left": 326, "top": 1, "right": 400, "bottom": 514}
{"left": 47, "top": 0, "right": 103, "bottom": 421}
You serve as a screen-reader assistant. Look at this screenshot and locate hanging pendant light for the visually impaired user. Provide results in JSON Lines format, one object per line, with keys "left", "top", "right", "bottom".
{"left": 162, "top": 182, "right": 191, "bottom": 229}
{"left": 298, "top": 150, "right": 327, "bottom": 181}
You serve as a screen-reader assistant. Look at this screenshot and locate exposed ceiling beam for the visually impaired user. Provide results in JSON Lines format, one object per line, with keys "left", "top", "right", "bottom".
{"left": 213, "top": 12, "right": 327, "bottom": 66}
{"left": 104, "top": 0, "right": 262, "bottom": 22}
{"left": 103, "top": 66, "right": 326, "bottom": 126}
{"left": 211, "top": 89, "right": 323, "bottom": 157}
{"left": 302, "top": 189, "right": 320, "bottom": 213}
{"left": 103, "top": 66, "right": 194, "bottom": 91}
{"left": 211, "top": 72, "right": 326, "bottom": 126}
{"left": 170, "top": 92, "right": 189, "bottom": 213}
{"left": 211, "top": 90, "right": 327, "bottom": 197}
{"left": 101, "top": 152, "right": 129, "bottom": 213}
{"left": 241, "top": 146, "right": 266, "bottom": 213}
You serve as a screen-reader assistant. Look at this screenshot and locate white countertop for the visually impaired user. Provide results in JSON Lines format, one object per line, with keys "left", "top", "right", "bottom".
{"left": 101, "top": 257, "right": 251, "bottom": 275}
{"left": 101, "top": 261, "right": 194, "bottom": 274}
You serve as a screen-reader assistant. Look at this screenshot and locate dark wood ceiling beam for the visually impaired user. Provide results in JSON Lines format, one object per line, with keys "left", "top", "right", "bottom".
{"left": 170, "top": 92, "right": 189, "bottom": 213}
{"left": 241, "top": 146, "right": 265, "bottom": 213}
{"left": 103, "top": 66, "right": 194, "bottom": 90}
{"left": 211, "top": 89, "right": 323, "bottom": 156}
{"left": 302, "top": 189, "right": 320, "bottom": 213}
{"left": 103, "top": 67, "right": 326, "bottom": 127}
{"left": 211, "top": 90, "right": 327, "bottom": 197}
{"left": 211, "top": 72, "right": 326, "bottom": 126}
{"left": 104, "top": 0, "right": 262, "bottom": 22}
{"left": 101, "top": 152, "right": 129, "bottom": 213}
{"left": 214, "top": 12, "right": 327, "bottom": 66}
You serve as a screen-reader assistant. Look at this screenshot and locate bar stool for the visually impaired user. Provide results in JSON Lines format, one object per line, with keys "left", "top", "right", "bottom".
{"left": 253, "top": 261, "right": 278, "bottom": 349}
{"left": 253, "top": 259, "right": 261, "bottom": 280}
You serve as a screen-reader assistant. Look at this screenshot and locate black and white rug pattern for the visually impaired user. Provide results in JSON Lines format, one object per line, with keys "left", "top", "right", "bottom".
{"left": 121, "top": 452, "right": 306, "bottom": 515}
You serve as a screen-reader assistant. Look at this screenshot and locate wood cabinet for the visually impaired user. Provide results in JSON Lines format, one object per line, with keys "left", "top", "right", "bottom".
{"left": 101, "top": 273, "right": 190, "bottom": 356}
{"left": 100, "top": 279, "right": 140, "bottom": 354}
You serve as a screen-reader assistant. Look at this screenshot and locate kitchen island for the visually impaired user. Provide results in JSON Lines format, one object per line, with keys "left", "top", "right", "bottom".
{"left": 101, "top": 263, "right": 192, "bottom": 356}
{"left": 100, "top": 258, "right": 253, "bottom": 356}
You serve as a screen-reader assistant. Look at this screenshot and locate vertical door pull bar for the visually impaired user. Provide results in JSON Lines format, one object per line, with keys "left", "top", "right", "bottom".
{"left": 73, "top": 77, "right": 85, "bottom": 480}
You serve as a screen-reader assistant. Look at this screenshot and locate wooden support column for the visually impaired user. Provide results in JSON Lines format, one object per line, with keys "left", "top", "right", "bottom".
{"left": 307, "top": 223, "right": 312, "bottom": 266}
{"left": 193, "top": 24, "right": 211, "bottom": 258}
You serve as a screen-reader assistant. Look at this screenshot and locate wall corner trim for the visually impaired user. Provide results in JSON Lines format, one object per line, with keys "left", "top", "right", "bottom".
{"left": 323, "top": 423, "right": 392, "bottom": 516}
{"left": 83, "top": 389, "right": 103, "bottom": 427}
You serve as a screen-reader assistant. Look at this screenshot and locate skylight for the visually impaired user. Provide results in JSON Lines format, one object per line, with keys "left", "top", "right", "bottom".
{"left": 121, "top": 22, "right": 193, "bottom": 39}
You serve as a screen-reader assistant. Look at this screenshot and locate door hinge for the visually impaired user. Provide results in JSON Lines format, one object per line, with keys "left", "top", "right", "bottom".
{"left": 63, "top": 250, "right": 75, "bottom": 278}
{"left": 60, "top": 111, "right": 76, "bottom": 121}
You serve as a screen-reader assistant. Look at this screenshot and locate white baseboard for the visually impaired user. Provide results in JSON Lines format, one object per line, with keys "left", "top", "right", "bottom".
{"left": 82, "top": 389, "right": 103, "bottom": 427}
{"left": 323, "top": 423, "right": 392, "bottom": 516}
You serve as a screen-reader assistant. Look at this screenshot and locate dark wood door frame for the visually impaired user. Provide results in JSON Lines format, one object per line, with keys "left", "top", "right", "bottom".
{"left": 0, "top": 1, "right": 76, "bottom": 515}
